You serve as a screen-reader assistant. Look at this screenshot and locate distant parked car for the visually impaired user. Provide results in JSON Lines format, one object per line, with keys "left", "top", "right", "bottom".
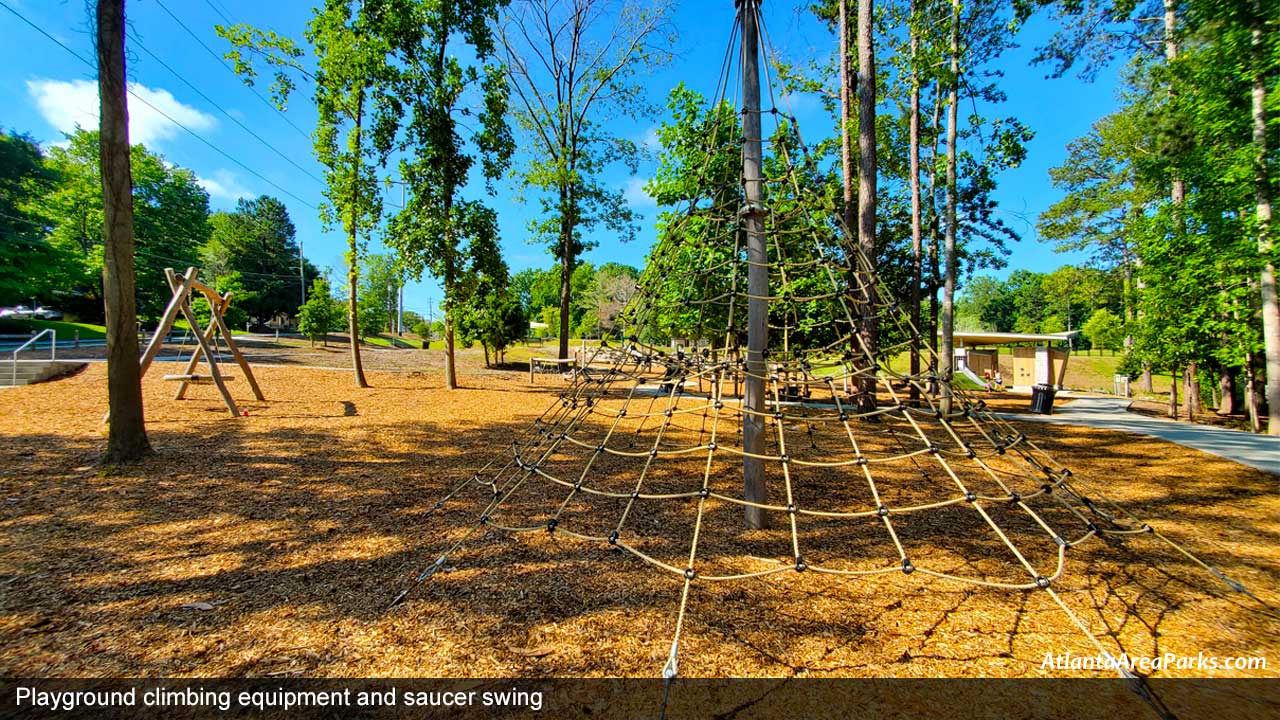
{"left": 33, "top": 307, "right": 62, "bottom": 320}
{"left": 0, "top": 307, "right": 15, "bottom": 318}
{"left": 10, "top": 305, "right": 34, "bottom": 318}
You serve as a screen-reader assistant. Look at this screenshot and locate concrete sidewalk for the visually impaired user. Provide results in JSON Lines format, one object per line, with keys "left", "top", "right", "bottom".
{"left": 995, "top": 396, "right": 1280, "bottom": 476}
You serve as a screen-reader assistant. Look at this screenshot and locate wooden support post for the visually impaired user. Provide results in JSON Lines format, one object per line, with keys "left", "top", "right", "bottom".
{"left": 207, "top": 292, "right": 264, "bottom": 401}
{"left": 139, "top": 267, "right": 197, "bottom": 377}
{"left": 173, "top": 289, "right": 238, "bottom": 417}
{"left": 740, "top": 0, "right": 769, "bottom": 529}
{"left": 171, "top": 286, "right": 228, "bottom": 401}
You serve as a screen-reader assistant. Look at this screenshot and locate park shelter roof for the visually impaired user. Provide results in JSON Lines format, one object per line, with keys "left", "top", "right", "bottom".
{"left": 945, "top": 330, "right": 1080, "bottom": 347}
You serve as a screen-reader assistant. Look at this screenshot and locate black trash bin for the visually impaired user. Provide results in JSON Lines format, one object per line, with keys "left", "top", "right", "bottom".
{"left": 1029, "top": 384, "right": 1057, "bottom": 414}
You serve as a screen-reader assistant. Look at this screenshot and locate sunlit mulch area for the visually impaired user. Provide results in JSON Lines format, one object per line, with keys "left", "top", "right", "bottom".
{"left": 0, "top": 363, "right": 1276, "bottom": 678}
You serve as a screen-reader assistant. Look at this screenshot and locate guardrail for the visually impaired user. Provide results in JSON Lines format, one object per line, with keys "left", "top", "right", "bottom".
{"left": 10, "top": 328, "right": 55, "bottom": 385}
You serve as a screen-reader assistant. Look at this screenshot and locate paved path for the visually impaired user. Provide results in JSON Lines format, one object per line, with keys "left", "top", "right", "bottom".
{"left": 996, "top": 396, "right": 1280, "bottom": 476}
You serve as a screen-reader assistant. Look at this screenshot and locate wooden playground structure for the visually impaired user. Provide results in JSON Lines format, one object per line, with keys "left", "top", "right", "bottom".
{"left": 137, "top": 267, "right": 263, "bottom": 417}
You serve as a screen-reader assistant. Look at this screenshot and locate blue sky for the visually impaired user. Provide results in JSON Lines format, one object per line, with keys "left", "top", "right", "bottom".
{"left": 1, "top": 0, "right": 1115, "bottom": 319}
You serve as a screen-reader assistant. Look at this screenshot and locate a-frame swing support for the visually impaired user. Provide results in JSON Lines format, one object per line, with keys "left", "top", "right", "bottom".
{"left": 125, "top": 266, "right": 263, "bottom": 419}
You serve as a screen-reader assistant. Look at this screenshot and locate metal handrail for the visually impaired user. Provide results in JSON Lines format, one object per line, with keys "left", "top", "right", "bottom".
{"left": 10, "top": 328, "right": 55, "bottom": 385}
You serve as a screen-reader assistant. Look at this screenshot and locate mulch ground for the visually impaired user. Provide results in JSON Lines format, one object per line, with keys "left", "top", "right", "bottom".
{"left": 1, "top": 362, "right": 1277, "bottom": 679}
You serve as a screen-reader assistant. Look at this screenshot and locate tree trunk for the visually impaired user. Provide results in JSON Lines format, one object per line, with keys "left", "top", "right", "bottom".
{"left": 1252, "top": 0, "right": 1280, "bottom": 435}
{"left": 1184, "top": 363, "right": 1201, "bottom": 416}
{"left": 347, "top": 91, "right": 368, "bottom": 389}
{"left": 927, "top": 86, "right": 942, "bottom": 364}
{"left": 939, "top": 0, "right": 960, "bottom": 415}
{"left": 839, "top": 0, "right": 854, "bottom": 235}
{"left": 557, "top": 185, "right": 574, "bottom": 361}
{"left": 1245, "top": 355, "right": 1262, "bottom": 432}
{"left": 907, "top": 0, "right": 922, "bottom": 404}
{"left": 443, "top": 270, "right": 458, "bottom": 389}
{"left": 1217, "top": 366, "right": 1236, "bottom": 415}
{"left": 856, "top": 0, "right": 877, "bottom": 413}
{"left": 445, "top": 318, "right": 458, "bottom": 388}
{"left": 97, "top": 0, "right": 151, "bottom": 464}
{"left": 1168, "top": 370, "right": 1178, "bottom": 419}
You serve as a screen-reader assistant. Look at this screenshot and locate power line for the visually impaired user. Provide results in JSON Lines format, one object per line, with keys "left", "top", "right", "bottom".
{"left": 0, "top": 0, "right": 318, "bottom": 211}
{"left": 152, "top": 0, "right": 313, "bottom": 142}
{"left": 202, "top": 0, "right": 234, "bottom": 26}
{"left": 128, "top": 31, "right": 325, "bottom": 185}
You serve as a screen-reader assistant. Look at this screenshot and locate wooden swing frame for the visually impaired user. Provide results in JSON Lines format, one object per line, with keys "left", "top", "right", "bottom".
{"left": 138, "top": 266, "right": 264, "bottom": 417}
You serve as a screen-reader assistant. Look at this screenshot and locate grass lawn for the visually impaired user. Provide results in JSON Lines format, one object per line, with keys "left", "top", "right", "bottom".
{"left": 0, "top": 318, "right": 107, "bottom": 340}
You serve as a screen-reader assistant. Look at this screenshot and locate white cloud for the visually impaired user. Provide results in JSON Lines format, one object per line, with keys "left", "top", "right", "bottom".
{"left": 26, "top": 78, "right": 216, "bottom": 146}
{"left": 638, "top": 125, "right": 660, "bottom": 151}
{"left": 623, "top": 176, "right": 655, "bottom": 209}
{"left": 197, "top": 169, "right": 253, "bottom": 204}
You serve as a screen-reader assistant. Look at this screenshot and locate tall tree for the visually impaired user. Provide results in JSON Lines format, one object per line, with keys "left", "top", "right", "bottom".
{"left": 384, "top": 0, "right": 513, "bottom": 390}
{"left": 0, "top": 131, "right": 67, "bottom": 306}
{"left": 1247, "top": 0, "right": 1279, "bottom": 434}
{"left": 855, "top": 0, "right": 877, "bottom": 412}
{"left": 219, "top": 0, "right": 407, "bottom": 388}
{"left": 44, "top": 130, "right": 209, "bottom": 322}
{"left": 96, "top": 0, "right": 151, "bottom": 463}
{"left": 203, "top": 196, "right": 316, "bottom": 326}
{"left": 499, "top": 0, "right": 675, "bottom": 360}
{"left": 939, "top": 0, "right": 960, "bottom": 414}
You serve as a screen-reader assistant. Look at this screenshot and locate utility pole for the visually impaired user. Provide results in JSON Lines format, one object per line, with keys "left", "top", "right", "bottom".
{"left": 739, "top": 0, "right": 768, "bottom": 529}
{"left": 397, "top": 277, "right": 404, "bottom": 335}
{"left": 299, "top": 239, "right": 306, "bottom": 306}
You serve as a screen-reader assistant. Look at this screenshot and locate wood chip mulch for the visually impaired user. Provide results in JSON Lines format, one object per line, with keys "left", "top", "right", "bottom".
{"left": 1, "top": 363, "right": 1276, "bottom": 678}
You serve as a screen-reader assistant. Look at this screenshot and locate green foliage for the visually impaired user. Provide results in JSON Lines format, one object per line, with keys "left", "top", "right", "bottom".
{"left": 1082, "top": 308, "right": 1125, "bottom": 351}
{"left": 359, "top": 253, "right": 403, "bottom": 333}
{"left": 190, "top": 272, "right": 250, "bottom": 332}
{"left": 458, "top": 286, "right": 527, "bottom": 366}
{"left": 203, "top": 196, "right": 317, "bottom": 325}
{"left": 954, "top": 266, "right": 1124, "bottom": 335}
{"left": 0, "top": 130, "right": 71, "bottom": 306}
{"left": 42, "top": 130, "right": 209, "bottom": 321}
{"left": 297, "top": 277, "right": 343, "bottom": 344}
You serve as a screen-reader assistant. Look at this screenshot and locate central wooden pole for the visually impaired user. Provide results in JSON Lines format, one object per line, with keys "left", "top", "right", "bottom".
{"left": 740, "top": 0, "right": 768, "bottom": 529}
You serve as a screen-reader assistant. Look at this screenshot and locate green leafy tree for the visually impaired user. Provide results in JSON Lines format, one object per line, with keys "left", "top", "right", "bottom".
{"left": 202, "top": 196, "right": 317, "bottom": 326}
{"left": 383, "top": 0, "right": 513, "bottom": 389}
{"left": 219, "top": 0, "right": 411, "bottom": 388}
{"left": 0, "top": 131, "right": 70, "bottom": 306}
{"left": 459, "top": 285, "right": 527, "bottom": 367}
{"left": 360, "top": 252, "right": 402, "bottom": 333}
{"left": 499, "top": 0, "right": 675, "bottom": 360}
{"left": 297, "top": 277, "right": 343, "bottom": 346}
{"left": 1082, "top": 308, "right": 1125, "bottom": 351}
{"left": 44, "top": 130, "right": 209, "bottom": 322}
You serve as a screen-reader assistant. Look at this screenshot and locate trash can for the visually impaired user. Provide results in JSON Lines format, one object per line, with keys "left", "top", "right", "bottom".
{"left": 1029, "top": 384, "right": 1057, "bottom": 414}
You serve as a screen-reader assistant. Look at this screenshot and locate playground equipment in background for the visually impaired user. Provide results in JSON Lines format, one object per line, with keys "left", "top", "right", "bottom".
{"left": 139, "top": 267, "right": 263, "bottom": 417}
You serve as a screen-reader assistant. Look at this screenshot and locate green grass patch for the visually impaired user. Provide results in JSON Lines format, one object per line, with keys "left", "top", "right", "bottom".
{"left": 0, "top": 318, "right": 108, "bottom": 340}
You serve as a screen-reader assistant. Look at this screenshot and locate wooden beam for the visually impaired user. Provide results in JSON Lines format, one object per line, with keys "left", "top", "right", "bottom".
{"left": 207, "top": 291, "right": 264, "bottom": 401}
{"left": 172, "top": 290, "right": 229, "bottom": 401}
{"left": 139, "top": 266, "right": 196, "bottom": 377}
{"left": 174, "top": 288, "right": 238, "bottom": 417}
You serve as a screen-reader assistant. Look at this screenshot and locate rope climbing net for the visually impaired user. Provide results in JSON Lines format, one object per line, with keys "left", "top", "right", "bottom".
{"left": 392, "top": 0, "right": 1257, "bottom": 681}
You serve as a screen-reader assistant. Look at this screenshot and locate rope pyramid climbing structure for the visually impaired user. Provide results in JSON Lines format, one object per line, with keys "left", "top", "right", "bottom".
{"left": 392, "top": 0, "right": 1258, "bottom": 681}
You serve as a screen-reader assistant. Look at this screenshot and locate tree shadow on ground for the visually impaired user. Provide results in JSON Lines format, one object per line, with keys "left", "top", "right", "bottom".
{"left": 0, "top": 394, "right": 1276, "bottom": 679}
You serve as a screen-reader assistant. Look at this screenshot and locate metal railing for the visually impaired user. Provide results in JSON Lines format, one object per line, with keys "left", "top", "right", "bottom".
{"left": 10, "top": 328, "right": 55, "bottom": 385}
